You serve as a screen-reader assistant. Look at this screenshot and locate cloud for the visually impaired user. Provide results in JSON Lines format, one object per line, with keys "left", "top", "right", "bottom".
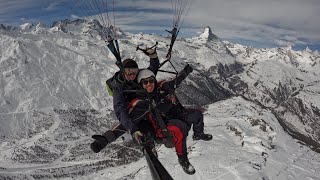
{"left": 0, "top": 0, "right": 319, "bottom": 50}
{"left": 184, "top": 0, "right": 320, "bottom": 47}
{"left": 71, "top": 14, "right": 79, "bottom": 19}
{"left": 0, "top": 0, "right": 71, "bottom": 24}
{"left": 44, "top": 2, "right": 61, "bottom": 11}
{"left": 111, "top": 0, "right": 320, "bottom": 49}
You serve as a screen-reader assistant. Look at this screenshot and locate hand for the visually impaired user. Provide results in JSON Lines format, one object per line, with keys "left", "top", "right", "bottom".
{"left": 183, "top": 64, "right": 193, "bottom": 74}
{"left": 144, "top": 48, "right": 158, "bottom": 59}
{"left": 133, "top": 131, "right": 144, "bottom": 144}
{"left": 90, "top": 135, "right": 109, "bottom": 153}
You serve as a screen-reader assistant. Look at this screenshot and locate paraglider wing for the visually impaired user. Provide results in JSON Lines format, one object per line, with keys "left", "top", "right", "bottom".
{"left": 71, "top": 0, "right": 122, "bottom": 66}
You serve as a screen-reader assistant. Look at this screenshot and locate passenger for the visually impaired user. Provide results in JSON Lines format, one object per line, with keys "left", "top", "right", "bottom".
{"left": 90, "top": 49, "right": 159, "bottom": 153}
{"left": 128, "top": 66, "right": 196, "bottom": 174}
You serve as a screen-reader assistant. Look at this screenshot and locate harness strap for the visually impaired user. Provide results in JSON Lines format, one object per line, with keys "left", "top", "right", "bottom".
{"left": 127, "top": 98, "right": 143, "bottom": 114}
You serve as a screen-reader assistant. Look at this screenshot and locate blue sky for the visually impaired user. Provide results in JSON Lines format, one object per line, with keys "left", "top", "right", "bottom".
{"left": 1, "top": 0, "right": 320, "bottom": 51}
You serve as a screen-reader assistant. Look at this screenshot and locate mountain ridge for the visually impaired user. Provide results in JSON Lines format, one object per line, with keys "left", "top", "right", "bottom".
{"left": 0, "top": 20, "right": 320, "bottom": 179}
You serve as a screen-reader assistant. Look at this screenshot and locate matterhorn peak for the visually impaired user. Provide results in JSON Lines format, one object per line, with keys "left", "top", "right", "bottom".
{"left": 20, "top": 23, "right": 33, "bottom": 30}
{"left": 304, "top": 46, "right": 312, "bottom": 53}
{"left": 34, "top": 22, "right": 46, "bottom": 32}
{"left": 32, "top": 22, "right": 47, "bottom": 34}
{"left": 199, "top": 26, "right": 218, "bottom": 41}
{"left": 36, "top": 22, "right": 45, "bottom": 28}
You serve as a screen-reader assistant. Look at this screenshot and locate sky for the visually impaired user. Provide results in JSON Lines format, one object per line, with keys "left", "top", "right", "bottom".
{"left": 0, "top": 0, "right": 320, "bottom": 51}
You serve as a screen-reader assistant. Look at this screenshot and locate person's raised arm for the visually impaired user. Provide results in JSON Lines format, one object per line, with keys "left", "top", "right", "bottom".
{"left": 161, "top": 64, "right": 193, "bottom": 92}
{"left": 144, "top": 49, "right": 160, "bottom": 75}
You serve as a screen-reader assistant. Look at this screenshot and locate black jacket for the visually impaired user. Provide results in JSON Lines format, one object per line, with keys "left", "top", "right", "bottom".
{"left": 108, "top": 57, "right": 159, "bottom": 133}
{"left": 129, "top": 69, "right": 191, "bottom": 127}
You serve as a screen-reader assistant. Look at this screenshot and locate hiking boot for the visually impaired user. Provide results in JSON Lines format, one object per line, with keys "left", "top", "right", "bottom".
{"left": 193, "top": 133, "right": 213, "bottom": 141}
{"left": 178, "top": 154, "right": 196, "bottom": 175}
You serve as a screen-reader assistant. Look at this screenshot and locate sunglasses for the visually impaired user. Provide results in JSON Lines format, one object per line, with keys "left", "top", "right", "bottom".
{"left": 141, "top": 78, "right": 155, "bottom": 85}
{"left": 124, "top": 68, "right": 138, "bottom": 76}
{"left": 126, "top": 72, "right": 137, "bottom": 76}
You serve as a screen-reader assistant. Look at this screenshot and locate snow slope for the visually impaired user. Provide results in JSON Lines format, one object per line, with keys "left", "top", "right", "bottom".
{"left": 224, "top": 42, "right": 320, "bottom": 144}
{"left": 68, "top": 96, "right": 320, "bottom": 180}
{"left": 0, "top": 21, "right": 320, "bottom": 179}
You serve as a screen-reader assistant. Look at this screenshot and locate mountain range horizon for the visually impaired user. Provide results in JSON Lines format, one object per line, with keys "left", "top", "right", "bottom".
{"left": 0, "top": 18, "right": 320, "bottom": 179}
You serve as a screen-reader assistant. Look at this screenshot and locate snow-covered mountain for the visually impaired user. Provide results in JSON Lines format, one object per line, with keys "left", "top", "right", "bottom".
{"left": 0, "top": 20, "right": 319, "bottom": 179}
{"left": 223, "top": 41, "right": 320, "bottom": 150}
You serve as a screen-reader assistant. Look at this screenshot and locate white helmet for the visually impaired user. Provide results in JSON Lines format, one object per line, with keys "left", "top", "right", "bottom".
{"left": 137, "top": 69, "right": 155, "bottom": 83}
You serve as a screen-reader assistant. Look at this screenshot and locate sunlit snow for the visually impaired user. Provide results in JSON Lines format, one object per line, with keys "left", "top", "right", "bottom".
{"left": 0, "top": 22, "right": 319, "bottom": 180}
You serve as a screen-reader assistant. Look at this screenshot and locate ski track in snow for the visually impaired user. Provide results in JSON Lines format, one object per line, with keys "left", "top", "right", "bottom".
{"left": 1, "top": 24, "right": 320, "bottom": 180}
{"left": 68, "top": 97, "right": 319, "bottom": 180}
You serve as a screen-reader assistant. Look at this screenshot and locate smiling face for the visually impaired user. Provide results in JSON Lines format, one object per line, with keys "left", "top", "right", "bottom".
{"left": 140, "top": 77, "right": 155, "bottom": 93}
{"left": 123, "top": 68, "right": 139, "bottom": 81}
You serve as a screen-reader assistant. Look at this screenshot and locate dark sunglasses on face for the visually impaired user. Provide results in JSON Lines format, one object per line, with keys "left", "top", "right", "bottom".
{"left": 126, "top": 71, "right": 137, "bottom": 76}
{"left": 141, "top": 78, "right": 155, "bottom": 85}
{"left": 124, "top": 69, "right": 138, "bottom": 76}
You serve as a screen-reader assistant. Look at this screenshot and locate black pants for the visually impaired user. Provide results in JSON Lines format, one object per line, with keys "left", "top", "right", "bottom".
{"left": 103, "top": 108, "right": 204, "bottom": 144}
{"left": 182, "top": 108, "right": 204, "bottom": 136}
{"left": 103, "top": 120, "right": 156, "bottom": 145}
{"left": 102, "top": 123, "right": 126, "bottom": 142}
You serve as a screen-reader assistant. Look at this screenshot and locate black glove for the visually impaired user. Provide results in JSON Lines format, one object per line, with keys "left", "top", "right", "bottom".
{"left": 183, "top": 64, "right": 193, "bottom": 75}
{"left": 90, "top": 135, "right": 109, "bottom": 153}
